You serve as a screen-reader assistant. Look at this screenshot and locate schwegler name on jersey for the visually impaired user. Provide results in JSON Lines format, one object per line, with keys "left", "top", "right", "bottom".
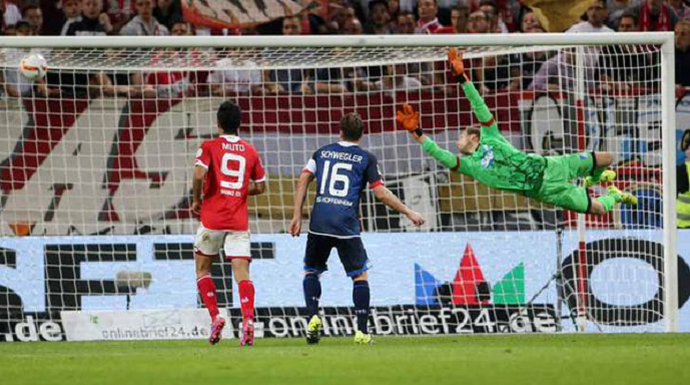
{"left": 302, "top": 142, "right": 383, "bottom": 238}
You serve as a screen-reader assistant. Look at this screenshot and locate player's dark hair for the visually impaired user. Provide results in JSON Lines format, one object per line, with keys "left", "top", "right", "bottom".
{"left": 340, "top": 113, "right": 364, "bottom": 141}
{"left": 466, "top": 126, "right": 481, "bottom": 139}
{"left": 217, "top": 101, "right": 241, "bottom": 135}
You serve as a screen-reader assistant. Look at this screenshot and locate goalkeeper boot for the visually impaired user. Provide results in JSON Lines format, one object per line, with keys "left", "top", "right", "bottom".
{"left": 240, "top": 319, "right": 255, "bottom": 347}
{"left": 608, "top": 185, "right": 638, "bottom": 206}
{"left": 354, "top": 331, "right": 374, "bottom": 345}
{"left": 306, "top": 315, "right": 322, "bottom": 345}
{"left": 209, "top": 316, "right": 226, "bottom": 345}
{"left": 585, "top": 170, "right": 616, "bottom": 187}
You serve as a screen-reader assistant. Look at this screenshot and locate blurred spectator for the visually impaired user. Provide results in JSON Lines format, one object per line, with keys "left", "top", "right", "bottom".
{"left": 143, "top": 20, "right": 198, "bottom": 98}
{"left": 395, "top": 11, "right": 415, "bottom": 33}
{"left": 153, "top": 0, "right": 182, "bottom": 30}
{"left": 60, "top": 0, "right": 83, "bottom": 35}
{"left": 266, "top": 16, "right": 310, "bottom": 94}
{"left": 343, "top": 17, "right": 363, "bottom": 34}
{"left": 668, "top": 0, "right": 690, "bottom": 20}
{"left": 607, "top": 0, "right": 631, "bottom": 29}
{"left": 600, "top": 14, "right": 654, "bottom": 91}
{"left": 467, "top": 9, "right": 490, "bottom": 34}
{"left": 416, "top": 0, "right": 442, "bottom": 33}
{"left": 435, "top": 4, "right": 469, "bottom": 33}
{"left": 567, "top": 0, "right": 613, "bottom": 32}
{"left": 2, "top": 0, "right": 22, "bottom": 27}
{"left": 529, "top": 48, "right": 598, "bottom": 92}
{"left": 387, "top": 0, "right": 399, "bottom": 19}
{"left": 3, "top": 24, "right": 16, "bottom": 34}
{"left": 330, "top": 5, "right": 356, "bottom": 33}
{"left": 208, "top": 57, "right": 266, "bottom": 95}
{"left": 14, "top": 19, "right": 32, "bottom": 35}
{"left": 519, "top": 8, "right": 542, "bottom": 33}
{"left": 364, "top": 0, "right": 392, "bottom": 34}
{"left": 105, "top": 0, "right": 134, "bottom": 33}
{"left": 358, "top": 63, "right": 422, "bottom": 96}
{"left": 509, "top": 12, "right": 548, "bottom": 90}
{"left": 120, "top": 0, "right": 169, "bottom": 35}
{"left": 39, "top": 0, "right": 67, "bottom": 35}
{"left": 617, "top": 11, "right": 638, "bottom": 31}
{"left": 21, "top": 4, "right": 43, "bottom": 35}
{"left": 62, "top": 0, "right": 113, "bottom": 35}
{"left": 628, "top": 0, "right": 678, "bottom": 31}
{"left": 478, "top": 0, "right": 507, "bottom": 33}
{"left": 677, "top": 20, "right": 690, "bottom": 87}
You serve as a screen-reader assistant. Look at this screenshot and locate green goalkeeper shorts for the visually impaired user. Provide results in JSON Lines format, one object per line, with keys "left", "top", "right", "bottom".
{"left": 527, "top": 152, "right": 595, "bottom": 213}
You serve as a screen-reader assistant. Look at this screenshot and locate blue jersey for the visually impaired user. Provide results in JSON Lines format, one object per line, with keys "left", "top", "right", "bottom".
{"left": 303, "top": 142, "right": 383, "bottom": 238}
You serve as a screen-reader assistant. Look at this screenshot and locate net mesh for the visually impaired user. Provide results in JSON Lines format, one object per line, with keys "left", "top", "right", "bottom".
{"left": 0, "top": 39, "right": 678, "bottom": 340}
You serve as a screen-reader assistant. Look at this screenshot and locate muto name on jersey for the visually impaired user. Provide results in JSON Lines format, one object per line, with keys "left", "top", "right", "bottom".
{"left": 222, "top": 143, "right": 246, "bottom": 152}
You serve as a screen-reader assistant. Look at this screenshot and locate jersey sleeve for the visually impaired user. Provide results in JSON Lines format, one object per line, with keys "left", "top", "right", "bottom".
{"left": 421, "top": 137, "right": 461, "bottom": 172}
{"left": 302, "top": 152, "right": 317, "bottom": 175}
{"left": 195, "top": 143, "right": 211, "bottom": 169}
{"left": 462, "top": 81, "right": 501, "bottom": 139}
{"left": 365, "top": 152, "right": 384, "bottom": 188}
{"left": 251, "top": 149, "right": 266, "bottom": 183}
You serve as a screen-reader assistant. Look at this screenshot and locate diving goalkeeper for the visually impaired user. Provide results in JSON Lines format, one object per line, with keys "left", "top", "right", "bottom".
{"left": 397, "top": 48, "right": 637, "bottom": 215}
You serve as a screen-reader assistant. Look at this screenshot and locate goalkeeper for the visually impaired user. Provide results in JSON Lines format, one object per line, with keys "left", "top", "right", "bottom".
{"left": 397, "top": 48, "right": 637, "bottom": 215}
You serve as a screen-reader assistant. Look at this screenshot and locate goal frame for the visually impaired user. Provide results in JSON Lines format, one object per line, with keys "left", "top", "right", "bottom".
{"left": 0, "top": 32, "right": 678, "bottom": 332}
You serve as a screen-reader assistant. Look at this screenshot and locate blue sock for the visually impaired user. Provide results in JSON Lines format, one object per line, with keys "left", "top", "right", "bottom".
{"left": 353, "top": 280, "right": 370, "bottom": 334}
{"left": 303, "top": 274, "right": 321, "bottom": 319}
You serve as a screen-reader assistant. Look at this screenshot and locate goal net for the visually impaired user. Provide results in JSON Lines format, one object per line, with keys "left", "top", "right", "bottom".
{"left": 0, "top": 34, "right": 681, "bottom": 341}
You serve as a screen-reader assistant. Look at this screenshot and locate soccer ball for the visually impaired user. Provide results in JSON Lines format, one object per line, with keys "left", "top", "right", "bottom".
{"left": 19, "top": 54, "right": 48, "bottom": 81}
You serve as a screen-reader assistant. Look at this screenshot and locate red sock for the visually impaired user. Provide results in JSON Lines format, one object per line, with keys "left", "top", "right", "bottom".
{"left": 238, "top": 280, "right": 255, "bottom": 321}
{"left": 197, "top": 275, "right": 219, "bottom": 321}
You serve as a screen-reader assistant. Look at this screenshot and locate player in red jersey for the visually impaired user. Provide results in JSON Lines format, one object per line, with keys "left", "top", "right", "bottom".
{"left": 192, "top": 101, "right": 266, "bottom": 347}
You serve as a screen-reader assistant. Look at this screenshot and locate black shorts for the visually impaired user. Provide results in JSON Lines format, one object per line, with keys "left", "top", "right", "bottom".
{"left": 304, "top": 233, "right": 370, "bottom": 277}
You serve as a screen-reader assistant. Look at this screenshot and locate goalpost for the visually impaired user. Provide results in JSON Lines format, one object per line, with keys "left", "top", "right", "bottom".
{"left": 0, "top": 33, "right": 680, "bottom": 341}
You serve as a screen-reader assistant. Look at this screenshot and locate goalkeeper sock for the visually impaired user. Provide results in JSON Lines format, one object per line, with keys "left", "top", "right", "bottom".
{"left": 197, "top": 275, "right": 219, "bottom": 321}
{"left": 353, "top": 280, "right": 370, "bottom": 334}
{"left": 238, "top": 280, "right": 255, "bottom": 321}
{"left": 303, "top": 274, "right": 321, "bottom": 319}
{"left": 590, "top": 167, "right": 607, "bottom": 183}
{"left": 596, "top": 195, "right": 618, "bottom": 212}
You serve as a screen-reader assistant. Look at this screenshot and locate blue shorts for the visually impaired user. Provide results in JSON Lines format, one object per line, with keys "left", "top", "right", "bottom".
{"left": 304, "top": 233, "right": 370, "bottom": 277}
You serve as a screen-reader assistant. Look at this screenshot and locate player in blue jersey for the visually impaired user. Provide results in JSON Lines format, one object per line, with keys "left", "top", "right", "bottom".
{"left": 289, "top": 112, "right": 425, "bottom": 345}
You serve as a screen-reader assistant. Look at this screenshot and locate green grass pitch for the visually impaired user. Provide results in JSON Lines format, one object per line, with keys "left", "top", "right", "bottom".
{"left": 1, "top": 334, "right": 689, "bottom": 385}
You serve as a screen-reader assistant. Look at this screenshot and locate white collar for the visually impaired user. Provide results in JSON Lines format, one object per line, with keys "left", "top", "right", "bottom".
{"left": 221, "top": 135, "right": 240, "bottom": 143}
{"left": 338, "top": 141, "right": 358, "bottom": 147}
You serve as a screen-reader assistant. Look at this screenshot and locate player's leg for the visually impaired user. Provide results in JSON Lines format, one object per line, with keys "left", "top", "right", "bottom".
{"left": 226, "top": 231, "right": 255, "bottom": 347}
{"left": 193, "top": 225, "right": 225, "bottom": 345}
{"left": 589, "top": 185, "right": 638, "bottom": 215}
{"left": 303, "top": 233, "right": 333, "bottom": 344}
{"left": 335, "top": 238, "right": 373, "bottom": 345}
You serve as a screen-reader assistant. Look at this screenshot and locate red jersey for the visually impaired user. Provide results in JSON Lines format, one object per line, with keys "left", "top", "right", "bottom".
{"left": 195, "top": 135, "right": 266, "bottom": 231}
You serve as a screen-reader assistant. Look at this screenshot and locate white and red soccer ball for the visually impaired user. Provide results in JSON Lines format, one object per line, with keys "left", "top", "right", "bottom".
{"left": 19, "top": 54, "right": 48, "bottom": 81}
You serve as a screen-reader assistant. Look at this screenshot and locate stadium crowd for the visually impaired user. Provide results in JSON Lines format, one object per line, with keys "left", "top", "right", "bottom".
{"left": 0, "top": 0, "right": 688, "bottom": 97}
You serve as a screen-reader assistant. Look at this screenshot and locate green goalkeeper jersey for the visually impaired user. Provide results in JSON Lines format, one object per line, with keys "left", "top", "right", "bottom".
{"left": 421, "top": 81, "right": 547, "bottom": 193}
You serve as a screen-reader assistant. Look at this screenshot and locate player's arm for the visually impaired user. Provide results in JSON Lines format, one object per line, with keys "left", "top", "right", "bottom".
{"left": 249, "top": 151, "right": 267, "bottom": 196}
{"left": 372, "top": 185, "right": 424, "bottom": 227}
{"left": 191, "top": 165, "right": 207, "bottom": 216}
{"left": 397, "top": 104, "right": 461, "bottom": 172}
{"left": 448, "top": 48, "right": 500, "bottom": 137}
{"left": 289, "top": 170, "right": 315, "bottom": 237}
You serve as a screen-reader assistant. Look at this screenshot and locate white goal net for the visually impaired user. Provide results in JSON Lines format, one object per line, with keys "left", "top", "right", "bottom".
{"left": 0, "top": 34, "right": 682, "bottom": 342}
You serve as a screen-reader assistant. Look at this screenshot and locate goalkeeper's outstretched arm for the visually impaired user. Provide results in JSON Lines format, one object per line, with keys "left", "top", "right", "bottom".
{"left": 396, "top": 104, "right": 460, "bottom": 172}
{"left": 448, "top": 48, "right": 500, "bottom": 137}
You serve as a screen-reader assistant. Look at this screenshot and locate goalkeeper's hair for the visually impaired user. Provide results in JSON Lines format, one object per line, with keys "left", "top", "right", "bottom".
{"left": 340, "top": 112, "right": 364, "bottom": 141}
{"left": 217, "top": 101, "right": 241, "bottom": 135}
{"left": 465, "top": 126, "right": 481, "bottom": 139}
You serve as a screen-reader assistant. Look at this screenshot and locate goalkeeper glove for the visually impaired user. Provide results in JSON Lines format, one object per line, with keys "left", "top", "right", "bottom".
{"left": 448, "top": 47, "right": 468, "bottom": 84}
{"left": 396, "top": 104, "right": 423, "bottom": 138}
